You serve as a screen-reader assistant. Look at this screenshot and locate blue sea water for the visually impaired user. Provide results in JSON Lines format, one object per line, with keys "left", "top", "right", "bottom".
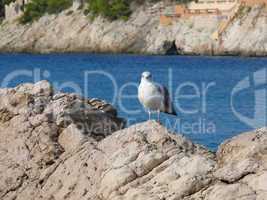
{"left": 0, "top": 53, "right": 267, "bottom": 150}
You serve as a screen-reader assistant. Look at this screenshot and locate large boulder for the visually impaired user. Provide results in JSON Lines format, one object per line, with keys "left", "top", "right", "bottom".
{"left": 210, "top": 128, "right": 267, "bottom": 199}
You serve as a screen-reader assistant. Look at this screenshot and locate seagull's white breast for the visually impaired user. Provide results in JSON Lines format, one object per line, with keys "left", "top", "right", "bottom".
{"left": 138, "top": 80, "right": 163, "bottom": 111}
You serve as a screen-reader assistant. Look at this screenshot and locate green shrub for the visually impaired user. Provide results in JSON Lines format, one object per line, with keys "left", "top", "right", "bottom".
{"left": 20, "top": 0, "right": 72, "bottom": 24}
{"left": 83, "top": 8, "right": 90, "bottom": 16}
{"left": 66, "top": 9, "right": 74, "bottom": 16}
{"left": 47, "top": 0, "right": 72, "bottom": 14}
{"left": 87, "top": 0, "right": 131, "bottom": 21}
{"left": 20, "top": 0, "right": 47, "bottom": 24}
{"left": 109, "top": 0, "right": 131, "bottom": 20}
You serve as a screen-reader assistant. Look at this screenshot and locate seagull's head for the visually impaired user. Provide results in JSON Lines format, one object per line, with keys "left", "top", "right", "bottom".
{"left": 141, "top": 71, "right": 152, "bottom": 81}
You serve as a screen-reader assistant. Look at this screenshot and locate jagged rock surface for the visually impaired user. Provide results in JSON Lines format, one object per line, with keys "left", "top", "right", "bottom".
{"left": 0, "top": 3, "right": 266, "bottom": 55}
{"left": 0, "top": 80, "right": 125, "bottom": 200}
{"left": 0, "top": 81, "right": 266, "bottom": 200}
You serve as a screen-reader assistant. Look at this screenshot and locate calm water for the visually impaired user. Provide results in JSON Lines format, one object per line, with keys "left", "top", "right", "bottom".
{"left": 0, "top": 53, "right": 267, "bottom": 150}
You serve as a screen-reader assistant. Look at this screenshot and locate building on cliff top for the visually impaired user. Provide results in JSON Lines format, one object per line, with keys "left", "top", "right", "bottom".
{"left": 159, "top": 0, "right": 267, "bottom": 26}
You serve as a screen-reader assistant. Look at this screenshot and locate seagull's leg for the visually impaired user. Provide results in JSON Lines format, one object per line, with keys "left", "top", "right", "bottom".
{"left": 157, "top": 110, "right": 160, "bottom": 124}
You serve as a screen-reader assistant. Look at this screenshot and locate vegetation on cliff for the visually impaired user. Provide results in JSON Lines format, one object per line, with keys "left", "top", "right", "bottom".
{"left": 87, "top": 0, "right": 131, "bottom": 20}
{"left": 20, "top": 0, "right": 133, "bottom": 23}
{"left": 86, "top": 0, "right": 194, "bottom": 20}
{"left": 20, "top": 0, "right": 72, "bottom": 24}
{"left": 18, "top": 0, "right": 194, "bottom": 24}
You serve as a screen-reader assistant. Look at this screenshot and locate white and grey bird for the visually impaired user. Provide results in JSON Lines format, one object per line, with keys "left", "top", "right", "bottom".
{"left": 138, "top": 71, "right": 177, "bottom": 122}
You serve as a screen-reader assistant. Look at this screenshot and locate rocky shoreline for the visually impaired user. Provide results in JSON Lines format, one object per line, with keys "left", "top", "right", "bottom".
{"left": 0, "top": 81, "right": 266, "bottom": 200}
{"left": 0, "top": 2, "right": 267, "bottom": 56}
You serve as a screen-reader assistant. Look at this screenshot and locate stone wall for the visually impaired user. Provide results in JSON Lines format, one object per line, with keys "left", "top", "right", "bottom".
{"left": 241, "top": 0, "right": 267, "bottom": 6}
{"left": 242, "top": 0, "right": 267, "bottom": 12}
{"left": 188, "top": 0, "right": 239, "bottom": 11}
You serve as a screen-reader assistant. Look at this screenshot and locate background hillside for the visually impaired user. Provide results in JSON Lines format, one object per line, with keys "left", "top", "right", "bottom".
{"left": 0, "top": 0, "right": 266, "bottom": 55}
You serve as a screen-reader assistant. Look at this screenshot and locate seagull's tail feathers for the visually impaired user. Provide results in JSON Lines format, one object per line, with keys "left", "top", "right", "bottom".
{"left": 170, "top": 106, "right": 177, "bottom": 116}
{"left": 165, "top": 103, "right": 177, "bottom": 116}
{"left": 160, "top": 85, "right": 177, "bottom": 116}
{"left": 162, "top": 108, "right": 177, "bottom": 116}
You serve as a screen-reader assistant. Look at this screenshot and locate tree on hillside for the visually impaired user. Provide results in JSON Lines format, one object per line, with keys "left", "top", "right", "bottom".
{"left": 87, "top": 0, "right": 131, "bottom": 20}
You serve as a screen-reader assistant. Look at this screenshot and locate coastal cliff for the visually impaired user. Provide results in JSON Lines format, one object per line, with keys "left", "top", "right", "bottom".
{"left": 0, "top": 2, "right": 267, "bottom": 56}
{"left": 0, "top": 81, "right": 267, "bottom": 200}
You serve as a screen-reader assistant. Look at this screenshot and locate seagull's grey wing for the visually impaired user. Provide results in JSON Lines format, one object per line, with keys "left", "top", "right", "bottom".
{"left": 157, "top": 85, "right": 177, "bottom": 116}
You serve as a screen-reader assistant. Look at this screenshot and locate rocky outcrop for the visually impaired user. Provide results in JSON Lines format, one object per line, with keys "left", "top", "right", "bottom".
{"left": 189, "top": 127, "right": 267, "bottom": 200}
{"left": 0, "top": 2, "right": 266, "bottom": 55}
{"left": 0, "top": 81, "right": 266, "bottom": 200}
{"left": 0, "top": 80, "right": 125, "bottom": 200}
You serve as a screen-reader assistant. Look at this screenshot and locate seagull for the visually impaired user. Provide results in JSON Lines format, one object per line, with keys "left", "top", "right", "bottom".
{"left": 138, "top": 71, "right": 177, "bottom": 122}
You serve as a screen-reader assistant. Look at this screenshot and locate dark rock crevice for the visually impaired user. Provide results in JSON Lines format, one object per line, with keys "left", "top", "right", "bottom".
{"left": 164, "top": 40, "right": 178, "bottom": 55}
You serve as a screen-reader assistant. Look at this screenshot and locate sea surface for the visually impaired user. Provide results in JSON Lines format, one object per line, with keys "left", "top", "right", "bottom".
{"left": 0, "top": 53, "right": 267, "bottom": 150}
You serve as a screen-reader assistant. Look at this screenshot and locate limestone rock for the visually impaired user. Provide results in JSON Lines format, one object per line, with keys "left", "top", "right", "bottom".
{"left": 0, "top": 82, "right": 267, "bottom": 200}
{"left": 202, "top": 183, "right": 257, "bottom": 200}
{"left": 211, "top": 128, "right": 267, "bottom": 199}
{"left": 0, "top": 80, "right": 124, "bottom": 200}
{"left": 58, "top": 123, "right": 88, "bottom": 152}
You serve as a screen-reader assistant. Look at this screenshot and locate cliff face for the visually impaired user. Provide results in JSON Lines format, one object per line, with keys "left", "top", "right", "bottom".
{"left": 0, "top": 2, "right": 266, "bottom": 55}
{"left": 0, "top": 81, "right": 267, "bottom": 200}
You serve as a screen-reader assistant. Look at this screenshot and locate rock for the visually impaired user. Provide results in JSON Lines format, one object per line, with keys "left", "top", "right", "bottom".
{"left": 216, "top": 127, "right": 267, "bottom": 166}
{"left": 187, "top": 127, "right": 267, "bottom": 200}
{"left": 0, "top": 108, "right": 15, "bottom": 123}
{"left": 0, "top": 80, "right": 124, "bottom": 200}
{"left": 14, "top": 80, "right": 53, "bottom": 97}
{"left": 215, "top": 128, "right": 267, "bottom": 182}
{"left": 46, "top": 94, "right": 125, "bottom": 140}
{"left": 214, "top": 158, "right": 259, "bottom": 183}
{"left": 0, "top": 82, "right": 267, "bottom": 200}
{"left": 58, "top": 123, "right": 88, "bottom": 152}
{"left": 202, "top": 183, "right": 257, "bottom": 200}
{"left": 241, "top": 172, "right": 267, "bottom": 199}
{"left": 0, "top": 115, "right": 215, "bottom": 200}
{"left": 210, "top": 127, "right": 267, "bottom": 199}
{"left": 32, "top": 80, "right": 53, "bottom": 96}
